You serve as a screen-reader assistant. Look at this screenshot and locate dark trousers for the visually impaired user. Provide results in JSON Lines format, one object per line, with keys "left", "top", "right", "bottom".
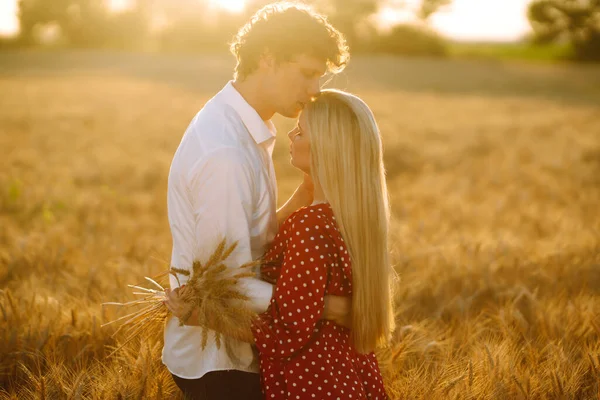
{"left": 171, "top": 370, "right": 263, "bottom": 400}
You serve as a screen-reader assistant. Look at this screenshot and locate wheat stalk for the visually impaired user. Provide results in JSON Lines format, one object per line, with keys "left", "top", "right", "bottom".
{"left": 102, "top": 239, "right": 261, "bottom": 362}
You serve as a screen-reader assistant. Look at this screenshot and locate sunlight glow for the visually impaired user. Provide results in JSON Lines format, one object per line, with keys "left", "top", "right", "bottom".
{"left": 0, "top": 0, "right": 532, "bottom": 41}
{"left": 211, "top": 0, "right": 246, "bottom": 13}
{"left": 108, "top": 0, "right": 132, "bottom": 13}
{"left": 0, "top": 0, "right": 18, "bottom": 36}
{"left": 376, "top": 6, "right": 417, "bottom": 30}
{"left": 429, "top": 0, "right": 532, "bottom": 41}
{"left": 377, "top": 0, "right": 533, "bottom": 42}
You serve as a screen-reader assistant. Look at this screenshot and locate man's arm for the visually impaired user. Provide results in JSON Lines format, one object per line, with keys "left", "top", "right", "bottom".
{"left": 164, "top": 289, "right": 351, "bottom": 342}
{"left": 186, "top": 147, "right": 272, "bottom": 313}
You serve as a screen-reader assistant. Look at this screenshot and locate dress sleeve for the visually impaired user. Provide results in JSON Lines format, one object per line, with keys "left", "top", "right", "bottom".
{"left": 252, "top": 211, "right": 332, "bottom": 359}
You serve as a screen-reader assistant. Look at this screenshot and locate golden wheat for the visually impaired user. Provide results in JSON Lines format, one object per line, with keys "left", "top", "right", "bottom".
{"left": 0, "top": 53, "right": 599, "bottom": 399}
{"left": 101, "top": 238, "right": 259, "bottom": 361}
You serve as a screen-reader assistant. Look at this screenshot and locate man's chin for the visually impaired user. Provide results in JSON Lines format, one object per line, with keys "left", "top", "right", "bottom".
{"left": 279, "top": 108, "right": 302, "bottom": 118}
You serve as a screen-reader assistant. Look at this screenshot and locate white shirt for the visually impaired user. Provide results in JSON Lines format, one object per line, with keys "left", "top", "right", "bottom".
{"left": 162, "top": 81, "right": 278, "bottom": 379}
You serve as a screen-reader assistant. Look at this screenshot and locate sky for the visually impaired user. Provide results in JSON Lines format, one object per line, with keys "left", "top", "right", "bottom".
{"left": 0, "top": 0, "right": 533, "bottom": 42}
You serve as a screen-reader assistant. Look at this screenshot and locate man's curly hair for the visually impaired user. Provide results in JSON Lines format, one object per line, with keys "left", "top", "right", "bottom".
{"left": 230, "top": 2, "right": 349, "bottom": 81}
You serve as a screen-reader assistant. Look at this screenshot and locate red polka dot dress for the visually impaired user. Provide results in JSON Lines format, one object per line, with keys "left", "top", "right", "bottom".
{"left": 251, "top": 203, "right": 389, "bottom": 400}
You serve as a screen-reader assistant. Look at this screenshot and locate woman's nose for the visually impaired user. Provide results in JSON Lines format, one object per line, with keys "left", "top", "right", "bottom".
{"left": 288, "top": 128, "right": 297, "bottom": 140}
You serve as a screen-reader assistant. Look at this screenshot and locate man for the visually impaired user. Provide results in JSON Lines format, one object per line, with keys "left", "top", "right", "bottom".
{"left": 162, "top": 2, "right": 351, "bottom": 399}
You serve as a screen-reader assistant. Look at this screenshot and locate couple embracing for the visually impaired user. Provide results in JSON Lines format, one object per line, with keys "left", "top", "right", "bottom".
{"left": 163, "top": 2, "right": 395, "bottom": 399}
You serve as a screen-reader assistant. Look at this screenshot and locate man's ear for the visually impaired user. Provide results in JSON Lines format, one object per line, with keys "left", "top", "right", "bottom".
{"left": 258, "top": 49, "right": 275, "bottom": 70}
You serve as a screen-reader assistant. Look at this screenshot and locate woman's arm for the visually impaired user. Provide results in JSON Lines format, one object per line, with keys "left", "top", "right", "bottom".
{"left": 252, "top": 213, "right": 333, "bottom": 359}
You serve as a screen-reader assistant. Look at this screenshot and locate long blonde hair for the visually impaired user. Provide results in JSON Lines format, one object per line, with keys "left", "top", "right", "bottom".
{"left": 305, "top": 89, "right": 395, "bottom": 353}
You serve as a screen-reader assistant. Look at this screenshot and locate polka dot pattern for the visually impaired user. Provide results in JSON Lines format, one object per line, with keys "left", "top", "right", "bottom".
{"left": 251, "top": 204, "right": 389, "bottom": 399}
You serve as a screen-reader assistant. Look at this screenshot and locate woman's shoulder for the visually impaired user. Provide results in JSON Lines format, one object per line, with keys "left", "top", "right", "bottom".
{"left": 284, "top": 203, "right": 334, "bottom": 229}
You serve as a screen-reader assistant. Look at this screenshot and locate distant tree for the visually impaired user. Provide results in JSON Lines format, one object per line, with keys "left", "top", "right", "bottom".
{"left": 528, "top": 0, "right": 600, "bottom": 61}
{"left": 158, "top": 0, "right": 454, "bottom": 54}
{"left": 18, "top": 0, "right": 105, "bottom": 45}
{"left": 243, "top": 0, "right": 379, "bottom": 48}
{"left": 383, "top": 0, "right": 452, "bottom": 21}
{"left": 372, "top": 23, "right": 447, "bottom": 56}
{"left": 317, "top": 0, "right": 379, "bottom": 47}
{"left": 152, "top": 0, "right": 245, "bottom": 52}
{"left": 320, "top": 0, "right": 452, "bottom": 49}
{"left": 18, "top": 0, "right": 150, "bottom": 48}
{"left": 18, "top": 0, "right": 66, "bottom": 44}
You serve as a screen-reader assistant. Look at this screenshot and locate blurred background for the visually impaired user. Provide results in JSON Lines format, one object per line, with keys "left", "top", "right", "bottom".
{"left": 0, "top": 1, "right": 599, "bottom": 399}
{"left": 1, "top": 0, "right": 600, "bottom": 60}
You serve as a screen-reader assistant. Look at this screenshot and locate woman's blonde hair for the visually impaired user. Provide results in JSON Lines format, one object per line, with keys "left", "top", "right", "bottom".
{"left": 305, "top": 89, "right": 395, "bottom": 354}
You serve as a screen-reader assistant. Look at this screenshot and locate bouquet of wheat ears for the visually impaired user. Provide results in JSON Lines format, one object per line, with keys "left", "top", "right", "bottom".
{"left": 102, "top": 239, "right": 260, "bottom": 359}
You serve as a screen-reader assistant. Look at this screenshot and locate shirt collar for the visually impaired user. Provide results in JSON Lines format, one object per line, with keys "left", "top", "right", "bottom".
{"left": 218, "top": 81, "right": 276, "bottom": 145}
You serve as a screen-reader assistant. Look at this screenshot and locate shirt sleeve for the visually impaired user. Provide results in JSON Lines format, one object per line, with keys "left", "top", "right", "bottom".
{"left": 252, "top": 212, "right": 331, "bottom": 359}
{"left": 185, "top": 147, "right": 273, "bottom": 313}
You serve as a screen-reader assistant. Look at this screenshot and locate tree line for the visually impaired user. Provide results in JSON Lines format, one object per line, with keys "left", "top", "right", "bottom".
{"left": 11, "top": 0, "right": 600, "bottom": 61}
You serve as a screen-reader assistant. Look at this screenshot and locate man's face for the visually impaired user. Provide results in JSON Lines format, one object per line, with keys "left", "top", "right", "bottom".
{"left": 268, "top": 54, "right": 326, "bottom": 118}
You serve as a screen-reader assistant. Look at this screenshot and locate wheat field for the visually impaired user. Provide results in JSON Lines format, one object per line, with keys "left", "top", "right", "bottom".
{"left": 0, "top": 51, "right": 599, "bottom": 399}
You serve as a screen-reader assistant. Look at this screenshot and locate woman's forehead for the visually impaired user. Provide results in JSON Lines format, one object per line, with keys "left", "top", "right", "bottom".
{"left": 298, "top": 111, "right": 309, "bottom": 128}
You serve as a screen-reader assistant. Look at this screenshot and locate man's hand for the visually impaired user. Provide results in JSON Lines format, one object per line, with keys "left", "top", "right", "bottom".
{"left": 164, "top": 286, "right": 201, "bottom": 326}
{"left": 164, "top": 286, "right": 254, "bottom": 343}
{"left": 322, "top": 295, "right": 351, "bottom": 329}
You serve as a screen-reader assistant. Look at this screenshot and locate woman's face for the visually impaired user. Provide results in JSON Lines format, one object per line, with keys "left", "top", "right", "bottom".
{"left": 288, "top": 111, "right": 312, "bottom": 174}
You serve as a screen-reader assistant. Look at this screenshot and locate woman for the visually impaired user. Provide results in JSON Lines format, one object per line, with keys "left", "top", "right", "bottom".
{"left": 167, "top": 89, "right": 394, "bottom": 399}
